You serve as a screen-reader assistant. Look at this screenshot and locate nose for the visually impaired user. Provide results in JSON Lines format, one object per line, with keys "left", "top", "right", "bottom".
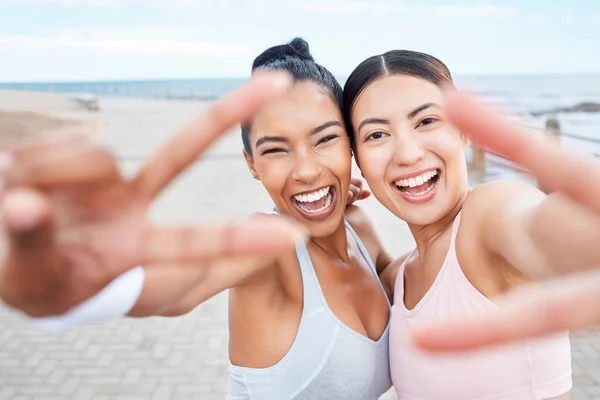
{"left": 291, "top": 149, "right": 323, "bottom": 184}
{"left": 392, "top": 133, "right": 425, "bottom": 166}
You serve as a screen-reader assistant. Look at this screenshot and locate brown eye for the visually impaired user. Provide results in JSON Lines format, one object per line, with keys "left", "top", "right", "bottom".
{"left": 317, "top": 134, "right": 339, "bottom": 145}
{"left": 365, "top": 131, "right": 389, "bottom": 142}
{"left": 261, "top": 148, "right": 285, "bottom": 155}
{"left": 417, "top": 117, "right": 439, "bottom": 127}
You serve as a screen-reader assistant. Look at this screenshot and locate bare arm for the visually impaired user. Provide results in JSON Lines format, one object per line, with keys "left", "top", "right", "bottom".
{"left": 129, "top": 253, "right": 279, "bottom": 318}
{"left": 471, "top": 180, "right": 600, "bottom": 280}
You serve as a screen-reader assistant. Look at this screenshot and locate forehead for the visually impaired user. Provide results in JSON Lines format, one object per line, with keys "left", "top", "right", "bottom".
{"left": 251, "top": 81, "right": 341, "bottom": 137}
{"left": 352, "top": 75, "right": 444, "bottom": 119}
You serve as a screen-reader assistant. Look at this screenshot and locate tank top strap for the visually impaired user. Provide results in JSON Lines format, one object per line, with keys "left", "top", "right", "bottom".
{"left": 294, "top": 240, "right": 326, "bottom": 313}
{"left": 344, "top": 220, "right": 376, "bottom": 275}
{"left": 447, "top": 209, "right": 463, "bottom": 258}
{"left": 392, "top": 248, "right": 417, "bottom": 306}
{"left": 344, "top": 220, "right": 391, "bottom": 308}
{"left": 269, "top": 209, "right": 323, "bottom": 312}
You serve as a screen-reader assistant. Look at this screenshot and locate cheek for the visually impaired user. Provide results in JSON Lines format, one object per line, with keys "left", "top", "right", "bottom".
{"left": 323, "top": 142, "right": 352, "bottom": 180}
{"left": 256, "top": 160, "right": 291, "bottom": 197}
{"left": 426, "top": 129, "right": 465, "bottom": 162}
{"left": 356, "top": 145, "right": 392, "bottom": 187}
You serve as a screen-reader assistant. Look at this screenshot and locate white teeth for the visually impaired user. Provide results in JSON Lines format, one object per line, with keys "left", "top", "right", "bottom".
{"left": 394, "top": 170, "right": 438, "bottom": 188}
{"left": 297, "top": 192, "right": 333, "bottom": 214}
{"left": 294, "top": 186, "right": 331, "bottom": 203}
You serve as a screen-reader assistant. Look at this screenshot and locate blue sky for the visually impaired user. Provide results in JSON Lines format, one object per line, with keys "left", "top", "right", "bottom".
{"left": 0, "top": 0, "right": 598, "bottom": 81}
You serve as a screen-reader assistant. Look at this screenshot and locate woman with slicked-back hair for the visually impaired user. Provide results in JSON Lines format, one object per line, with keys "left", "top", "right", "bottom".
{"left": 344, "top": 50, "right": 573, "bottom": 400}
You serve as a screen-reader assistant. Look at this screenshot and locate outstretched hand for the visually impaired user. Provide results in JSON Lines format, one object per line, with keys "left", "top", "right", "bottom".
{"left": 411, "top": 91, "right": 600, "bottom": 352}
{"left": 0, "top": 72, "right": 305, "bottom": 318}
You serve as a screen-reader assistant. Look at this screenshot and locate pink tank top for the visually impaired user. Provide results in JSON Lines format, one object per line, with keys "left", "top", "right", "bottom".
{"left": 389, "top": 211, "right": 572, "bottom": 400}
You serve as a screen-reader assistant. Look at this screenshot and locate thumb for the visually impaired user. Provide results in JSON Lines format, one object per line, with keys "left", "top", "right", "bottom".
{"left": 0, "top": 188, "right": 63, "bottom": 316}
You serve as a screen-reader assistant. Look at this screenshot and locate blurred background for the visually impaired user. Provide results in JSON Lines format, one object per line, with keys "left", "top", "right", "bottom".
{"left": 1, "top": 1, "right": 599, "bottom": 399}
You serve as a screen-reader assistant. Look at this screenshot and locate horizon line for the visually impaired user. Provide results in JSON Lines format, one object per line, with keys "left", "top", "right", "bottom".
{"left": 2, "top": 71, "right": 600, "bottom": 85}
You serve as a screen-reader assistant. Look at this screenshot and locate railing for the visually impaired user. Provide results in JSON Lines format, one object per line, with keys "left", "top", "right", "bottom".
{"left": 469, "top": 118, "right": 600, "bottom": 180}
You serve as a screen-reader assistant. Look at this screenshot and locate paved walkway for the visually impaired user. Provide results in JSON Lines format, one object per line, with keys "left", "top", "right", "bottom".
{"left": 0, "top": 294, "right": 599, "bottom": 400}
{"left": 0, "top": 294, "right": 230, "bottom": 400}
{"left": 1, "top": 97, "right": 598, "bottom": 399}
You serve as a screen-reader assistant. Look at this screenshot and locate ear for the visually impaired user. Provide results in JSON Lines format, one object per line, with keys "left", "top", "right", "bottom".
{"left": 243, "top": 150, "right": 260, "bottom": 180}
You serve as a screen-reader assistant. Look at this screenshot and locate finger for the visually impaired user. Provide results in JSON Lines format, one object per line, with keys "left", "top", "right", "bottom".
{"left": 0, "top": 188, "right": 62, "bottom": 314}
{"left": 141, "top": 213, "right": 307, "bottom": 264}
{"left": 445, "top": 91, "right": 600, "bottom": 212}
{"left": 348, "top": 186, "right": 361, "bottom": 204}
{"left": 0, "top": 153, "right": 11, "bottom": 195}
{"left": 2, "top": 147, "right": 120, "bottom": 190}
{"left": 131, "top": 71, "right": 292, "bottom": 202}
{"left": 358, "top": 189, "right": 371, "bottom": 200}
{"left": 350, "top": 177, "right": 364, "bottom": 190}
{"left": 411, "top": 269, "right": 600, "bottom": 352}
{"left": 0, "top": 129, "right": 90, "bottom": 153}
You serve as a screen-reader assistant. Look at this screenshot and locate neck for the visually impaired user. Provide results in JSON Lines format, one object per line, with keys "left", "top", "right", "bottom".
{"left": 310, "top": 220, "right": 350, "bottom": 262}
{"left": 409, "top": 192, "right": 468, "bottom": 256}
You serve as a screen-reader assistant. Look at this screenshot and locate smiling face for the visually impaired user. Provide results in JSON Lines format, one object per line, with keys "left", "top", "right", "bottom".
{"left": 350, "top": 74, "right": 469, "bottom": 226}
{"left": 245, "top": 81, "right": 352, "bottom": 237}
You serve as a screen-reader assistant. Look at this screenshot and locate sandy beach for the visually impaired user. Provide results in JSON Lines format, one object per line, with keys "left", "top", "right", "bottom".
{"left": 0, "top": 91, "right": 597, "bottom": 400}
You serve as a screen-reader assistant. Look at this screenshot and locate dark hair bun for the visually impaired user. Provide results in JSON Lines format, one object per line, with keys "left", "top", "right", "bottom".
{"left": 252, "top": 37, "right": 314, "bottom": 70}
{"left": 286, "top": 37, "right": 313, "bottom": 61}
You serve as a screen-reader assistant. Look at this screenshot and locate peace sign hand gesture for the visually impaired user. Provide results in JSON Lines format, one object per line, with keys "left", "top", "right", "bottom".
{"left": 0, "top": 72, "right": 303, "bottom": 318}
{"left": 412, "top": 91, "right": 600, "bottom": 352}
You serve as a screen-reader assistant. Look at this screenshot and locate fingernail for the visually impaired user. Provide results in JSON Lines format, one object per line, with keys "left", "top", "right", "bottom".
{"left": 0, "top": 152, "right": 12, "bottom": 172}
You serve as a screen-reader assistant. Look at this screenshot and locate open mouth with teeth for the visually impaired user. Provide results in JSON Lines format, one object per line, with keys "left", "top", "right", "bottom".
{"left": 291, "top": 185, "right": 337, "bottom": 221}
{"left": 393, "top": 169, "right": 440, "bottom": 200}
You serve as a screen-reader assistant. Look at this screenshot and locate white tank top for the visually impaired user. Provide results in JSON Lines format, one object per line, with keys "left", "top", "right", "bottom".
{"left": 227, "top": 220, "right": 392, "bottom": 399}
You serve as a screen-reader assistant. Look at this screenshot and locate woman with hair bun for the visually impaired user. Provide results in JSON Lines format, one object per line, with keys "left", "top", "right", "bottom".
{"left": 6, "top": 38, "right": 394, "bottom": 400}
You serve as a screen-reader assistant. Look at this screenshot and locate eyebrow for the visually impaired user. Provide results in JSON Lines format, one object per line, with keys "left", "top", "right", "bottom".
{"left": 254, "top": 120, "right": 342, "bottom": 149}
{"left": 356, "top": 103, "right": 442, "bottom": 133}
{"left": 255, "top": 135, "right": 288, "bottom": 149}
{"left": 357, "top": 118, "right": 390, "bottom": 133}
{"left": 408, "top": 102, "right": 440, "bottom": 119}
{"left": 311, "top": 120, "right": 342, "bottom": 135}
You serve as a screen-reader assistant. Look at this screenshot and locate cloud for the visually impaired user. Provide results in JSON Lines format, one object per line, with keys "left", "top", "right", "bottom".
{"left": 0, "top": 35, "right": 250, "bottom": 56}
{"left": 0, "top": 0, "right": 517, "bottom": 18}
{"left": 281, "top": 0, "right": 517, "bottom": 18}
{"left": 0, "top": 0, "right": 204, "bottom": 5}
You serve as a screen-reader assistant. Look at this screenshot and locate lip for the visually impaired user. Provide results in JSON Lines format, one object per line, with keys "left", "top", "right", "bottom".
{"left": 292, "top": 184, "right": 332, "bottom": 197}
{"left": 291, "top": 185, "right": 337, "bottom": 222}
{"left": 392, "top": 167, "right": 440, "bottom": 181}
{"left": 391, "top": 169, "right": 441, "bottom": 205}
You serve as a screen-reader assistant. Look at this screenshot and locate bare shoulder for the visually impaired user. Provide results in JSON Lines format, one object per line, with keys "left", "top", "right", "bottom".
{"left": 460, "top": 180, "right": 546, "bottom": 243}
{"left": 344, "top": 205, "right": 391, "bottom": 269}
{"left": 379, "top": 251, "right": 413, "bottom": 302}
{"left": 344, "top": 205, "right": 379, "bottom": 241}
{"left": 457, "top": 181, "right": 544, "bottom": 295}
{"left": 464, "top": 180, "right": 543, "bottom": 217}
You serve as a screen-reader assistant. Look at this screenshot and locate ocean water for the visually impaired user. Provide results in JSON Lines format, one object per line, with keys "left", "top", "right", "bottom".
{"left": 454, "top": 74, "right": 600, "bottom": 155}
{"left": 1, "top": 74, "right": 599, "bottom": 155}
